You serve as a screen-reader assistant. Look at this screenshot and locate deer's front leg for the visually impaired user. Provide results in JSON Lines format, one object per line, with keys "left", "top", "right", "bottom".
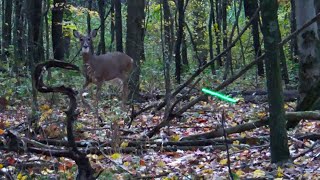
{"left": 95, "top": 83, "right": 103, "bottom": 124}
{"left": 121, "top": 79, "right": 129, "bottom": 111}
{"left": 81, "top": 79, "right": 92, "bottom": 110}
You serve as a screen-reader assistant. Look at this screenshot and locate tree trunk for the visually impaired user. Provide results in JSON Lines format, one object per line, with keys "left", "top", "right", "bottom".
{"left": 287, "top": 0, "right": 320, "bottom": 128}
{"left": 290, "top": 0, "right": 298, "bottom": 62}
{"left": 114, "top": 0, "right": 123, "bottom": 52}
{"left": 109, "top": 0, "right": 115, "bottom": 51}
{"left": 277, "top": 27, "right": 290, "bottom": 84}
{"left": 13, "top": 0, "right": 24, "bottom": 76}
{"left": 208, "top": 0, "right": 215, "bottom": 74}
{"left": 162, "top": 0, "right": 172, "bottom": 121}
{"left": 181, "top": 31, "right": 188, "bottom": 67}
{"left": 44, "top": 0, "right": 50, "bottom": 61}
{"left": 87, "top": 0, "right": 94, "bottom": 53}
{"left": 126, "top": 0, "right": 145, "bottom": 101}
{"left": 98, "top": 0, "right": 106, "bottom": 54}
{"left": 215, "top": 0, "right": 222, "bottom": 66}
{"left": 260, "top": 0, "right": 290, "bottom": 163}
{"left": 27, "top": 0, "right": 44, "bottom": 112}
{"left": 2, "top": 0, "right": 13, "bottom": 62}
{"left": 192, "top": 0, "right": 207, "bottom": 66}
{"left": 52, "top": 0, "right": 65, "bottom": 60}
{"left": 244, "top": 0, "right": 264, "bottom": 76}
{"left": 174, "top": 0, "right": 184, "bottom": 83}
{"left": 222, "top": 0, "right": 233, "bottom": 79}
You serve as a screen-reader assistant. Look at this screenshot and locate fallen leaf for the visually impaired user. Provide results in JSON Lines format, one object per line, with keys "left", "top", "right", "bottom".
{"left": 277, "top": 167, "right": 284, "bottom": 177}
{"left": 120, "top": 141, "right": 129, "bottom": 148}
{"left": 219, "top": 159, "right": 228, "bottom": 165}
{"left": 110, "top": 153, "right": 121, "bottom": 160}
{"left": 253, "top": 169, "right": 265, "bottom": 178}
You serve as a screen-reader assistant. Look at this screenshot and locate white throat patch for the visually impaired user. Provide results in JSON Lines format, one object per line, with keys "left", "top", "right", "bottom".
{"left": 82, "top": 47, "right": 90, "bottom": 53}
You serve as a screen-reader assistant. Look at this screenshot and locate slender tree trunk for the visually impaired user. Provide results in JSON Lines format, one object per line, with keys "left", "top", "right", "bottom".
{"left": 222, "top": 0, "right": 228, "bottom": 65}
{"left": 215, "top": 0, "right": 222, "bottom": 66}
{"left": 28, "top": 0, "right": 44, "bottom": 112}
{"left": 114, "top": 0, "right": 123, "bottom": 52}
{"left": 87, "top": 0, "right": 93, "bottom": 53}
{"left": 192, "top": 0, "right": 208, "bottom": 66}
{"left": 45, "top": 0, "right": 50, "bottom": 61}
{"left": 209, "top": 0, "right": 215, "bottom": 74}
{"left": 181, "top": 31, "right": 188, "bottom": 67}
{"left": 32, "top": 0, "right": 43, "bottom": 64}
{"left": 13, "top": 0, "right": 24, "bottom": 76}
{"left": 52, "top": 0, "right": 65, "bottom": 60}
{"left": 244, "top": 0, "right": 264, "bottom": 76}
{"left": 277, "top": 27, "right": 290, "bottom": 84}
{"left": 98, "top": 0, "right": 106, "bottom": 54}
{"left": 162, "top": 0, "right": 172, "bottom": 119}
{"left": 109, "top": 0, "right": 115, "bottom": 51}
{"left": 126, "top": 0, "right": 145, "bottom": 101}
{"left": 174, "top": 0, "right": 184, "bottom": 83}
{"left": 260, "top": 0, "right": 290, "bottom": 163}
{"left": 2, "top": 0, "right": 13, "bottom": 62}
{"left": 290, "top": 0, "right": 298, "bottom": 62}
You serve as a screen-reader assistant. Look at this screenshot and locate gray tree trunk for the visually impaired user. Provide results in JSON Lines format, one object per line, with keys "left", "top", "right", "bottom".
{"left": 260, "top": 0, "right": 290, "bottom": 163}
{"left": 286, "top": 0, "right": 320, "bottom": 129}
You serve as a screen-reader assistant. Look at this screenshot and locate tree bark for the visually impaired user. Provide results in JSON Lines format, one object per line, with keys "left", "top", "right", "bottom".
{"left": 52, "top": 0, "right": 66, "bottom": 60}
{"left": 290, "top": 0, "right": 298, "bottom": 62}
{"left": 260, "top": 0, "right": 290, "bottom": 163}
{"left": 98, "top": 0, "right": 106, "bottom": 54}
{"left": 287, "top": 0, "right": 320, "bottom": 128}
{"left": 2, "top": 0, "right": 13, "bottom": 62}
{"left": 215, "top": 0, "right": 222, "bottom": 66}
{"left": 244, "top": 0, "right": 264, "bottom": 76}
{"left": 114, "top": 0, "right": 123, "bottom": 52}
{"left": 126, "top": 0, "right": 145, "bottom": 100}
{"left": 192, "top": 0, "right": 207, "bottom": 66}
{"left": 109, "top": 0, "right": 115, "bottom": 51}
{"left": 13, "top": 0, "right": 24, "bottom": 76}
{"left": 208, "top": 0, "right": 215, "bottom": 74}
{"left": 174, "top": 0, "right": 184, "bottom": 83}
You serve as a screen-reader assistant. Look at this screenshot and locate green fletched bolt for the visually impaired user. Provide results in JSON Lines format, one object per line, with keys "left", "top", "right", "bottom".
{"left": 202, "top": 88, "right": 238, "bottom": 104}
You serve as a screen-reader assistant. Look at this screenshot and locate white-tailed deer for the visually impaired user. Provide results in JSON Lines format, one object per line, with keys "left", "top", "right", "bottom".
{"left": 73, "top": 29, "right": 133, "bottom": 123}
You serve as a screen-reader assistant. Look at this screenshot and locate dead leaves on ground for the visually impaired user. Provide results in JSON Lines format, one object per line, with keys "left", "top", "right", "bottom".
{"left": 0, "top": 100, "right": 319, "bottom": 179}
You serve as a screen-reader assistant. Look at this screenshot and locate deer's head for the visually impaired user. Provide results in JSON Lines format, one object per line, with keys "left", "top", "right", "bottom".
{"left": 73, "top": 29, "right": 98, "bottom": 54}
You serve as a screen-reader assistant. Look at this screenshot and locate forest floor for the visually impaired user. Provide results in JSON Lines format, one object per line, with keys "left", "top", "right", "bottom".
{"left": 0, "top": 94, "right": 319, "bottom": 179}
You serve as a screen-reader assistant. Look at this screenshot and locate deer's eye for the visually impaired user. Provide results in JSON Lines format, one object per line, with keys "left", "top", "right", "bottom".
{"left": 88, "top": 38, "right": 91, "bottom": 41}
{"left": 80, "top": 38, "right": 83, "bottom": 41}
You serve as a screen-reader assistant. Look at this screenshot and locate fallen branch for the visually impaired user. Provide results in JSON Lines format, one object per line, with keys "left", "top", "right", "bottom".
{"left": 181, "top": 111, "right": 320, "bottom": 141}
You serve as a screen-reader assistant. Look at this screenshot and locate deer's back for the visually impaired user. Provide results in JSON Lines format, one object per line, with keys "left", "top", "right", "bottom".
{"left": 91, "top": 52, "right": 133, "bottom": 81}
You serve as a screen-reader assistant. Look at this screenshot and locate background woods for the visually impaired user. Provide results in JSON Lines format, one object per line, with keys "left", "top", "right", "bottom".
{"left": 0, "top": 0, "right": 319, "bottom": 179}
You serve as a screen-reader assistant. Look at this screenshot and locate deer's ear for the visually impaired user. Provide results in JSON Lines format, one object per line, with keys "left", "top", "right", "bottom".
{"left": 73, "top": 30, "right": 80, "bottom": 38}
{"left": 90, "top": 29, "right": 98, "bottom": 38}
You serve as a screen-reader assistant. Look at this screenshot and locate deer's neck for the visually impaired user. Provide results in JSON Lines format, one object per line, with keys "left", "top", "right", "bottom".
{"left": 82, "top": 52, "right": 94, "bottom": 64}
{"left": 82, "top": 52, "right": 97, "bottom": 82}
